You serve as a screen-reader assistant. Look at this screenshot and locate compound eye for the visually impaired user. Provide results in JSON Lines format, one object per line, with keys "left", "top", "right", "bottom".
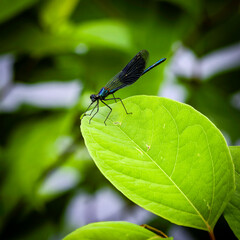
{"left": 90, "top": 94, "right": 96, "bottom": 102}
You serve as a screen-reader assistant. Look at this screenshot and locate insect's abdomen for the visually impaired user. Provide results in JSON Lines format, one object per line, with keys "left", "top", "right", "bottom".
{"left": 98, "top": 87, "right": 109, "bottom": 98}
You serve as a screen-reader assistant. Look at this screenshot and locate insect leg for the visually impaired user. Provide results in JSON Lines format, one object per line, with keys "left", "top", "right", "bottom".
{"left": 89, "top": 100, "right": 99, "bottom": 124}
{"left": 112, "top": 93, "right": 117, "bottom": 103}
{"left": 87, "top": 102, "right": 98, "bottom": 116}
{"left": 100, "top": 100, "right": 112, "bottom": 125}
{"left": 81, "top": 101, "right": 97, "bottom": 120}
{"left": 105, "top": 96, "right": 132, "bottom": 115}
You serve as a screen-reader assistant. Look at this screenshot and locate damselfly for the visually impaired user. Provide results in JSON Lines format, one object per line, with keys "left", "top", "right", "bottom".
{"left": 81, "top": 50, "right": 166, "bottom": 125}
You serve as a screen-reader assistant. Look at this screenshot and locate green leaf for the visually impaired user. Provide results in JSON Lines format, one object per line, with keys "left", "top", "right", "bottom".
{"left": 193, "top": 13, "right": 240, "bottom": 56}
{"left": 39, "top": 0, "right": 79, "bottom": 29}
{"left": 63, "top": 221, "right": 172, "bottom": 240}
{"left": 81, "top": 95, "right": 234, "bottom": 231}
{"left": 224, "top": 146, "right": 240, "bottom": 239}
{"left": 189, "top": 85, "right": 240, "bottom": 142}
{"left": 69, "top": 20, "right": 131, "bottom": 51}
{"left": 164, "top": 0, "right": 203, "bottom": 20}
{"left": 1, "top": 113, "right": 74, "bottom": 217}
{"left": 0, "top": 20, "right": 131, "bottom": 56}
{"left": 0, "top": 0, "right": 38, "bottom": 24}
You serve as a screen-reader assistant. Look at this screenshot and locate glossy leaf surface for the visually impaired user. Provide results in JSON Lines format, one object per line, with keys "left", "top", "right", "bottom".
{"left": 224, "top": 146, "right": 240, "bottom": 240}
{"left": 64, "top": 221, "right": 172, "bottom": 240}
{"left": 81, "top": 95, "right": 234, "bottom": 231}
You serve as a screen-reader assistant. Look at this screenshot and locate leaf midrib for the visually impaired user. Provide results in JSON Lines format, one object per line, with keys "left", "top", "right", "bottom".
{"left": 108, "top": 117, "right": 210, "bottom": 230}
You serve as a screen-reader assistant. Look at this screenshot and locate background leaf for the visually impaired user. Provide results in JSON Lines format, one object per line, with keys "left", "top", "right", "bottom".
{"left": 224, "top": 146, "right": 240, "bottom": 239}
{"left": 81, "top": 95, "right": 234, "bottom": 231}
{"left": 1, "top": 113, "right": 74, "bottom": 218}
{"left": 0, "top": 0, "right": 38, "bottom": 24}
{"left": 39, "top": 0, "right": 79, "bottom": 29}
{"left": 63, "top": 221, "right": 172, "bottom": 240}
{"left": 189, "top": 85, "right": 240, "bottom": 142}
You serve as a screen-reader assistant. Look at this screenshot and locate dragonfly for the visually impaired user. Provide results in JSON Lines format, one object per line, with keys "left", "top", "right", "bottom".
{"left": 81, "top": 50, "right": 166, "bottom": 125}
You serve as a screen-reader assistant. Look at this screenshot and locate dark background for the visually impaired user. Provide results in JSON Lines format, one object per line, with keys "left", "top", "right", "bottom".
{"left": 0, "top": 0, "right": 239, "bottom": 239}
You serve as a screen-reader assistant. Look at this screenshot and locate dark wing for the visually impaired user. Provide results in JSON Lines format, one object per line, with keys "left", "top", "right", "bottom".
{"left": 105, "top": 50, "right": 149, "bottom": 93}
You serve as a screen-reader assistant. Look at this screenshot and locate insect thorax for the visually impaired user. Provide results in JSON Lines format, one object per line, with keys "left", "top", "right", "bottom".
{"left": 98, "top": 87, "right": 109, "bottom": 98}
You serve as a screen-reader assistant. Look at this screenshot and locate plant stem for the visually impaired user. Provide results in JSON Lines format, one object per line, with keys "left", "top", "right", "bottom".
{"left": 209, "top": 230, "right": 216, "bottom": 240}
{"left": 141, "top": 224, "right": 168, "bottom": 238}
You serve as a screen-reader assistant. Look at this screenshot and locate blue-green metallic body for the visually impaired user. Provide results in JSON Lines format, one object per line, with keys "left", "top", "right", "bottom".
{"left": 98, "top": 87, "right": 109, "bottom": 98}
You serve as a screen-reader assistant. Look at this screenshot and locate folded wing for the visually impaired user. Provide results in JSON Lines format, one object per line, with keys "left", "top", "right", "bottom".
{"left": 105, "top": 50, "right": 149, "bottom": 93}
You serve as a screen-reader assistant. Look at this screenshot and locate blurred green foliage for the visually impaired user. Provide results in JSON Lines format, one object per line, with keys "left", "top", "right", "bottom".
{"left": 0, "top": 0, "right": 239, "bottom": 239}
